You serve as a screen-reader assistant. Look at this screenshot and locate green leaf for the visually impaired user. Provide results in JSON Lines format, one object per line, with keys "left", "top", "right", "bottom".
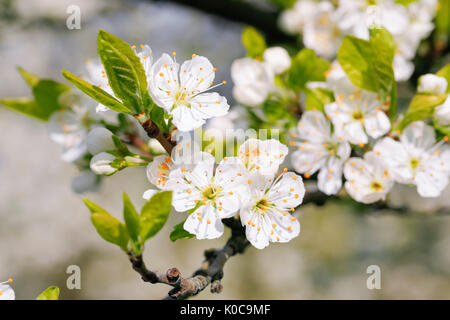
{"left": 36, "top": 286, "right": 60, "bottom": 300}
{"left": 304, "top": 88, "right": 334, "bottom": 112}
{"left": 91, "top": 211, "right": 129, "bottom": 250}
{"left": 400, "top": 94, "right": 448, "bottom": 129}
{"left": 287, "top": 48, "right": 331, "bottom": 92}
{"left": 170, "top": 221, "right": 195, "bottom": 241}
{"left": 437, "top": 64, "right": 450, "bottom": 93}
{"left": 396, "top": 0, "right": 417, "bottom": 5}
{"left": 97, "top": 29, "right": 151, "bottom": 113}
{"left": 1, "top": 67, "right": 70, "bottom": 121}
{"left": 32, "top": 79, "right": 70, "bottom": 114}
{"left": 242, "top": 26, "right": 266, "bottom": 59}
{"left": 436, "top": 0, "right": 450, "bottom": 37}
{"left": 140, "top": 191, "right": 172, "bottom": 242}
{"left": 0, "top": 98, "right": 46, "bottom": 120}
{"left": 83, "top": 198, "right": 108, "bottom": 214}
{"left": 17, "top": 67, "right": 40, "bottom": 87}
{"left": 122, "top": 193, "right": 140, "bottom": 243}
{"left": 337, "top": 27, "right": 395, "bottom": 95}
{"left": 62, "top": 70, "right": 131, "bottom": 113}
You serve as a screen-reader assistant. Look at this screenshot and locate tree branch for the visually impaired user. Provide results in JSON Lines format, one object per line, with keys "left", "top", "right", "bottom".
{"left": 152, "top": 0, "right": 298, "bottom": 45}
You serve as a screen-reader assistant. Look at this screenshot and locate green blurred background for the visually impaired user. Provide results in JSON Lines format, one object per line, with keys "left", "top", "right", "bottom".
{"left": 0, "top": 0, "right": 449, "bottom": 299}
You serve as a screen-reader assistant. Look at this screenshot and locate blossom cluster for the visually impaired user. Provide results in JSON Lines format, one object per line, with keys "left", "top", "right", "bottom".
{"left": 144, "top": 138, "right": 304, "bottom": 249}
{"left": 280, "top": 0, "right": 438, "bottom": 81}
{"left": 291, "top": 66, "right": 450, "bottom": 202}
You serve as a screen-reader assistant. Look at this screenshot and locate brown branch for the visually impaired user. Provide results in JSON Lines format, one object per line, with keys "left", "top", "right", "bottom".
{"left": 140, "top": 118, "right": 176, "bottom": 154}
{"left": 128, "top": 217, "right": 249, "bottom": 299}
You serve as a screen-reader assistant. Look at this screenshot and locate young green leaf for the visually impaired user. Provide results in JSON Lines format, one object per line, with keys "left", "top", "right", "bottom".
{"left": 169, "top": 221, "right": 195, "bottom": 242}
{"left": 400, "top": 94, "right": 448, "bottom": 129}
{"left": 36, "top": 286, "right": 60, "bottom": 300}
{"left": 436, "top": 64, "right": 450, "bottom": 93}
{"left": 337, "top": 26, "right": 395, "bottom": 95}
{"left": 122, "top": 193, "right": 140, "bottom": 243}
{"left": 83, "top": 198, "right": 109, "bottom": 214}
{"left": 62, "top": 70, "right": 131, "bottom": 113}
{"left": 242, "top": 26, "right": 267, "bottom": 59}
{"left": 0, "top": 98, "right": 46, "bottom": 120}
{"left": 304, "top": 88, "right": 334, "bottom": 112}
{"left": 287, "top": 48, "right": 331, "bottom": 92}
{"left": 97, "top": 29, "right": 151, "bottom": 113}
{"left": 140, "top": 191, "right": 172, "bottom": 242}
{"left": 91, "top": 211, "right": 130, "bottom": 250}
{"left": 17, "top": 67, "right": 40, "bottom": 87}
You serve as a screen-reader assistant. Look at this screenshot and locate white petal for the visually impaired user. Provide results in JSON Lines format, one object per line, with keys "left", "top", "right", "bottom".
{"left": 263, "top": 46, "right": 291, "bottom": 74}
{"left": 171, "top": 105, "right": 205, "bottom": 131}
{"left": 268, "top": 172, "right": 305, "bottom": 209}
{"left": 146, "top": 155, "right": 172, "bottom": 189}
{"left": 90, "top": 152, "right": 116, "bottom": 175}
{"left": 297, "top": 111, "right": 330, "bottom": 142}
{"left": 343, "top": 121, "right": 368, "bottom": 145}
{"left": 184, "top": 205, "right": 224, "bottom": 240}
{"left": 400, "top": 121, "right": 436, "bottom": 151}
{"left": 179, "top": 55, "right": 215, "bottom": 93}
{"left": 87, "top": 127, "right": 115, "bottom": 155}
{"left": 148, "top": 53, "right": 179, "bottom": 110}
{"left": 190, "top": 92, "right": 230, "bottom": 119}
{"left": 364, "top": 110, "right": 391, "bottom": 139}
{"left": 418, "top": 74, "right": 447, "bottom": 95}
{"left": 142, "top": 189, "right": 159, "bottom": 201}
{"left": 0, "top": 284, "right": 15, "bottom": 300}
{"left": 317, "top": 157, "right": 343, "bottom": 195}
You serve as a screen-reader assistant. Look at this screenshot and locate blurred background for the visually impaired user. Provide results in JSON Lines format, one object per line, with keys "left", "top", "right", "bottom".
{"left": 1, "top": 0, "right": 450, "bottom": 299}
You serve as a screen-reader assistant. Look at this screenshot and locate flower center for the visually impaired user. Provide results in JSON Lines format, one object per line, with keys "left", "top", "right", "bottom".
{"left": 410, "top": 158, "right": 420, "bottom": 169}
{"left": 352, "top": 110, "right": 364, "bottom": 121}
{"left": 370, "top": 181, "right": 383, "bottom": 192}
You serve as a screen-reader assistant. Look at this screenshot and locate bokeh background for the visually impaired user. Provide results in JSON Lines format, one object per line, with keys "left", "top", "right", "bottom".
{"left": 1, "top": 0, "right": 450, "bottom": 299}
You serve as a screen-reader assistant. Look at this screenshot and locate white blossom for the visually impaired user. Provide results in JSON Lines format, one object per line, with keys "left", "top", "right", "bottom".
{"left": 240, "top": 172, "right": 304, "bottom": 249}
{"left": 279, "top": 0, "right": 317, "bottom": 34}
{"left": 302, "top": 1, "right": 342, "bottom": 59}
{"left": 168, "top": 152, "right": 248, "bottom": 240}
{"left": 417, "top": 74, "right": 448, "bottom": 95}
{"left": 47, "top": 105, "right": 97, "bottom": 162}
{"left": 434, "top": 96, "right": 450, "bottom": 126}
{"left": 148, "top": 53, "right": 229, "bottom": 132}
{"left": 263, "top": 46, "right": 291, "bottom": 75}
{"left": 292, "top": 111, "right": 351, "bottom": 195}
{"left": 344, "top": 151, "right": 394, "bottom": 204}
{"left": 231, "top": 57, "right": 273, "bottom": 107}
{"left": 0, "top": 279, "right": 14, "bottom": 300}
{"left": 90, "top": 152, "right": 117, "bottom": 175}
{"left": 86, "top": 127, "right": 115, "bottom": 155}
{"left": 374, "top": 121, "right": 450, "bottom": 197}
{"left": 236, "top": 138, "right": 289, "bottom": 178}
{"left": 325, "top": 78, "right": 390, "bottom": 145}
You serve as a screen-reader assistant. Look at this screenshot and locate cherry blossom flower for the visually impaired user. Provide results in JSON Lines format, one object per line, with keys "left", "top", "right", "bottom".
{"left": 90, "top": 152, "right": 117, "bottom": 175}
{"left": 231, "top": 57, "right": 273, "bottom": 107}
{"left": 325, "top": 78, "right": 390, "bottom": 145}
{"left": 279, "top": 0, "right": 317, "bottom": 34}
{"left": 374, "top": 121, "right": 450, "bottom": 197}
{"left": 302, "top": 1, "right": 343, "bottom": 59}
{"left": 418, "top": 74, "right": 447, "bottom": 95}
{"left": 86, "top": 127, "right": 115, "bottom": 155}
{"left": 47, "top": 104, "right": 98, "bottom": 162}
{"left": 148, "top": 53, "right": 229, "bottom": 132}
{"left": 0, "top": 278, "right": 14, "bottom": 300}
{"left": 236, "top": 138, "right": 289, "bottom": 178}
{"left": 240, "top": 172, "right": 304, "bottom": 249}
{"left": 292, "top": 111, "right": 351, "bottom": 195}
{"left": 263, "top": 47, "right": 291, "bottom": 75}
{"left": 169, "top": 152, "right": 248, "bottom": 240}
{"left": 344, "top": 151, "right": 394, "bottom": 204}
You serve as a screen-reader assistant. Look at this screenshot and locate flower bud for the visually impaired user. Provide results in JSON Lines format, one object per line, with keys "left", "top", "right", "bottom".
{"left": 434, "top": 96, "right": 450, "bottom": 126}
{"left": 142, "top": 189, "right": 159, "bottom": 200}
{"left": 263, "top": 47, "right": 291, "bottom": 74}
{"left": 87, "top": 127, "right": 115, "bottom": 155}
{"left": 418, "top": 74, "right": 448, "bottom": 95}
{"left": 90, "top": 152, "right": 116, "bottom": 175}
